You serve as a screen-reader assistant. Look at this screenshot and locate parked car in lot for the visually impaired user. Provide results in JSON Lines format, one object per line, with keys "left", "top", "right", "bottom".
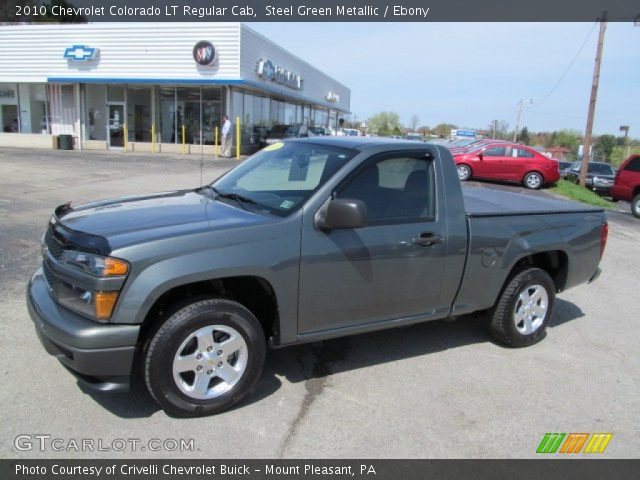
{"left": 611, "top": 154, "right": 640, "bottom": 218}
{"left": 453, "top": 142, "right": 560, "bottom": 189}
{"left": 565, "top": 161, "right": 616, "bottom": 196}
{"left": 28, "top": 137, "right": 607, "bottom": 416}
{"left": 309, "top": 126, "right": 330, "bottom": 136}
{"left": 557, "top": 160, "right": 574, "bottom": 178}
{"left": 449, "top": 139, "right": 507, "bottom": 155}
{"left": 261, "top": 124, "right": 309, "bottom": 147}
{"left": 405, "top": 133, "right": 423, "bottom": 142}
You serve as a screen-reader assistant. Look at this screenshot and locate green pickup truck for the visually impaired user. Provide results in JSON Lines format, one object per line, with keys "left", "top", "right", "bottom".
{"left": 28, "top": 137, "right": 607, "bottom": 416}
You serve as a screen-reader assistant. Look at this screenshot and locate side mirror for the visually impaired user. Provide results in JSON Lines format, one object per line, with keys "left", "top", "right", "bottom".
{"left": 477, "top": 152, "right": 484, "bottom": 160}
{"left": 316, "top": 198, "right": 367, "bottom": 230}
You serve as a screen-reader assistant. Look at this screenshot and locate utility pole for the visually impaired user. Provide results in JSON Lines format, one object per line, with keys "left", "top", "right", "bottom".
{"left": 513, "top": 100, "right": 523, "bottom": 142}
{"left": 579, "top": 11, "right": 607, "bottom": 187}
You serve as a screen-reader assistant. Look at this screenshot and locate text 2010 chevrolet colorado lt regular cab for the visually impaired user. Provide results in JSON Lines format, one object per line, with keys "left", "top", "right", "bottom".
{"left": 28, "top": 138, "right": 607, "bottom": 416}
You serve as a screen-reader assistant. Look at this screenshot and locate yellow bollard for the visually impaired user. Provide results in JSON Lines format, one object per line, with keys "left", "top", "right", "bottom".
{"left": 214, "top": 126, "right": 219, "bottom": 157}
{"left": 151, "top": 124, "right": 156, "bottom": 153}
{"left": 235, "top": 116, "right": 240, "bottom": 160}
{"left": 181, "top": 125, "right": 186, "bottom": 154}
{"left": 123, "top": 123, "right": 128, "bottom": 152}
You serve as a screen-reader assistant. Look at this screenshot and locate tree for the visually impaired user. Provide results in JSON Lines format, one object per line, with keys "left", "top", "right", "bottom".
{"left": 517, "top": 127, "right": 531, "bottom": 145}
{"left": 366, "top": 111, "right": 403, "bottom": 137}
{"left": 594, "top": 134, "right": 617, "bottom": 162}
{"left": 433, "top": 123, "right": 457, "bottom": 138}
{"left": 409, "top": 114, "right": 419, "bottom": 132}
{"left": 417, "top": 125, "right": 431, "bottom": 137}
{"left": 553, "top": 130, "right": 581, "bottom": 153}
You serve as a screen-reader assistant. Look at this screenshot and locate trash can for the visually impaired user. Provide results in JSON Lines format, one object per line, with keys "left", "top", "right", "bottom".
{"left": 58, "top": 134, "right": 73, "bottom": 150}
{"left": 51, "top": 136, "right": 59, "bottom": 150}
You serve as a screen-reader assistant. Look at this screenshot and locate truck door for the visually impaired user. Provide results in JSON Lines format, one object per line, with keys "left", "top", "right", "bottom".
{"left": 298, "top": 150, "right": 447, "bottom": 334}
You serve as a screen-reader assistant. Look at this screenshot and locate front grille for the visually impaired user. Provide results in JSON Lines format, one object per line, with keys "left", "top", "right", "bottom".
{"left": 43, "top": 260, "right": 55, "bottom": 287}
{"left": 44, "top": 228, "right": 64, "bottom": 259}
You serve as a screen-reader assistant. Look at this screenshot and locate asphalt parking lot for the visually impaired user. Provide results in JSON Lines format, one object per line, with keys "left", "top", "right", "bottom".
{"left": 1, "top": 148, "right": 638, "bottom": 459}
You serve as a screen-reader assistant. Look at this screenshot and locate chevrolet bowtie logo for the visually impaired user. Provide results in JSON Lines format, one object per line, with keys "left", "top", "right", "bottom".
{"left": 63, "top": 45, "right": 99, "bottom": 61}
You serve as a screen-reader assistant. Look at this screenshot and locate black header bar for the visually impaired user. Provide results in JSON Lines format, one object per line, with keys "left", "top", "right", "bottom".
{"left": 4, "top": 0, "right": 639, "bottom": 22}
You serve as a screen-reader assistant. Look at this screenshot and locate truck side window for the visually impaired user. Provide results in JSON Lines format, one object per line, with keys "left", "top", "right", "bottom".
{"left": 338, "top": 155, "right": 435, "bottom": 224}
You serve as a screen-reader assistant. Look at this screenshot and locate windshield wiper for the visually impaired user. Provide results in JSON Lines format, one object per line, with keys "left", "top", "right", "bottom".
{"left": 211, "top": 188, "right": 257, "bottom": 211}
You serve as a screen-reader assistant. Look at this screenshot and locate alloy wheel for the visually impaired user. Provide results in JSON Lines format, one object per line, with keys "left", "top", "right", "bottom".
{"left": 172, "top": 325, "right": 248, "bottom": 400}
{"left": 513, "top": 284, "right": 548, "bottom": 335}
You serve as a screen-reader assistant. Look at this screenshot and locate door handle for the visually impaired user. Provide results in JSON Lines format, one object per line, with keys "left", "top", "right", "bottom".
{"left": 412, "top": 232, "right": 444, "bottom": 247}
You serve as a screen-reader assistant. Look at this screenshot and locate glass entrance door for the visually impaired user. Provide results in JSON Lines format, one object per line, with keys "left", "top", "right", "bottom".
{"left": 107, "top": 103, "right": 125, "bottom": 148}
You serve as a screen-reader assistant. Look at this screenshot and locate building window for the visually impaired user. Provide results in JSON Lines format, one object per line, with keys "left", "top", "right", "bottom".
{"left": 0, "top": 83, "right": 19, "bottom": 133}
{"left": 106, "top": 85, "right": 124, "bottom": 103}
{"left": 202, "top": 87, "right": 222, "bottom": 145}
{"left": 157, "top": 86, "right": 175, "bottom": 144}
{"left": 84, "top": 84, "right": 107, "bottom": 141}
{"left": 177, "top": 87, "right": 201, "bottom": 144}
{"left": 126, "top": 86, "right": 151, "bottom": 142}
{"left": 16, "top": 84, "right": 48, "bottom": 134}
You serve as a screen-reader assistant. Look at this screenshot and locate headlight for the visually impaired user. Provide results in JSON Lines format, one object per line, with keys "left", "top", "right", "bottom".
{"left": 57, "top": 283, "right": 118, "bottom": 322}
{"left": 586, "top": 177, "right": 594, "bottom": 185}
{"left": 59, "top": 250, "right": 128, "bottom": 276}
{"left": 593, "top": 177, "right": 611, "bottom": 186}
{"left": 55, "top": 250, "right": 128, "bottom": 322}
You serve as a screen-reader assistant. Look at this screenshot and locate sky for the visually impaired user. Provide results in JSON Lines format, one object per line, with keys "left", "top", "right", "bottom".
{"left": 250, "top": 22, "right": 639, "bottom": 137}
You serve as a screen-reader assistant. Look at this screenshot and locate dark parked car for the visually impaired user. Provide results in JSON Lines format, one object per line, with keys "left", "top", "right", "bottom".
{"left": 565, "top": 161, "right": 616, "bottom": 196}
{"left": 309, "top": 126, "right": 330, "bottom": 136}
{"left": 557, "top": 160, "right": 573, "bottom": 178}
{"left": 611, "top": 154, "right": 640, "bottom": 218}
{"left": 261, "top": 124, "right": 309, "bottom": 147}
{"left": 28, "top": 138, "right": 607, "bottom": 416}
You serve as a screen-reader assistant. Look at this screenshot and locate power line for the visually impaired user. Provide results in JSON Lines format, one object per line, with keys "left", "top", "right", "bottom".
{"left": 530, "top": 22, "right": 598, "bottom": 108}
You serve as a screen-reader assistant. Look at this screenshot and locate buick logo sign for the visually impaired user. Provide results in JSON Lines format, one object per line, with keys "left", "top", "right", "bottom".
{"left": 193, "top": 41, "right": 216, "bottom": 66}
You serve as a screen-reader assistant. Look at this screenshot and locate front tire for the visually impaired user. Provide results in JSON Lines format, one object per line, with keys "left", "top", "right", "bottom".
{"left": 457, "top": 164, "right": 472, "bottom": 181}
{"left": 144, "top": 298, "right": 266, "bottom": 417}
{"left": 632, "top": 194, "right": 640, "bottom": 218}
{"left": 488, "top": 268, "right": 555, "bottom": 347}
{"left": 524, "top": 171, "right": 544, "bottom": 190}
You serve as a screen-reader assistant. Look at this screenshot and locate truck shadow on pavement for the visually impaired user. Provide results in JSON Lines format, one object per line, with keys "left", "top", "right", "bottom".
{"left": 80, "top": 298, "right": 583, "bottom": 419}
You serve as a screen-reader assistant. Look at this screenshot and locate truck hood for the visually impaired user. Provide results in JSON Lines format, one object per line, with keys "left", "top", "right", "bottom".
{"left": 55, "top": 189, "right": 273, "bottom": 251}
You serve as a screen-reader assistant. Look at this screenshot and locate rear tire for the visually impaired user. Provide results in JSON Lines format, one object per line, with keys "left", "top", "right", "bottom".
{"left": 457, "top": 164, "right": 472, "bottom": 181}
{"left": 632, "top": 194, "right": 640, "bottom": 218}
{"left": 488, "top": 268, "right": 555, "bottom": 348}
{"left": 144, "top": 298, "right": 266, "bottom": 417}
{"left": 524, "top": 171, "right": 544, "bottom": 190}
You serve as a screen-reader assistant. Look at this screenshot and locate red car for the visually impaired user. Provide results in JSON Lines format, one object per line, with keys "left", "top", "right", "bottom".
{"left": 453, "top": 142, "right": 560, "bottom": 189}
{"left": 611, "top": 154, "right": 640, "bottom": 218}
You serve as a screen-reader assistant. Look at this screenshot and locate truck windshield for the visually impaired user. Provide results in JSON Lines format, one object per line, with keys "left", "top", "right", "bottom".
{"left": 212, "top": 142, "right": 356, "bottom": 216}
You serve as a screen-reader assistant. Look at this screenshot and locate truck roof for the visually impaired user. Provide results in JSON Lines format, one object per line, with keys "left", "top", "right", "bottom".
{"left": 289, "top": 136, "right": 430, "bottom": 150}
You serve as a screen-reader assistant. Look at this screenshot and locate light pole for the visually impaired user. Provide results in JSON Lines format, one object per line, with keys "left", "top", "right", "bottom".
{"left": 620, "top": 125, "right": 630, "bottom": 159}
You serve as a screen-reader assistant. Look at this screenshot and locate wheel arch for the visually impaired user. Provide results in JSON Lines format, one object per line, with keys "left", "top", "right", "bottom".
{"left": 502, "top": 250, "right": 569, "bottom": 296}
{"left": 136, "top": 275, "right": 280, "bottom": 354}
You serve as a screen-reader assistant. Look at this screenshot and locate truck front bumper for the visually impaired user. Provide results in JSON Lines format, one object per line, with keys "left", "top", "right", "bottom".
{"left": 27, "top": 268, "right": 140, "bottom": 392}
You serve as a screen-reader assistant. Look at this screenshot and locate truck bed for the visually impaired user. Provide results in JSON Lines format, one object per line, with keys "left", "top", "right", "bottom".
{"left": 462, "top": 186, "right": 604, "bottom": 217}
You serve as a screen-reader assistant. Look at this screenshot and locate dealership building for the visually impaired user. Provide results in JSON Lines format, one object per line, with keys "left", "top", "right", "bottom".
{"left": 0, "top": 23, "right": 350, "bottom": 153}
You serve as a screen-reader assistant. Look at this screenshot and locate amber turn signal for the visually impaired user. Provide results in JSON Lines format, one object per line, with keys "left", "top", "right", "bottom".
{"left": 104, "top": 257, "right": 129, "bottom": 276}
{"left": 95, "top": 291, "right": 119, "bottom": 319}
